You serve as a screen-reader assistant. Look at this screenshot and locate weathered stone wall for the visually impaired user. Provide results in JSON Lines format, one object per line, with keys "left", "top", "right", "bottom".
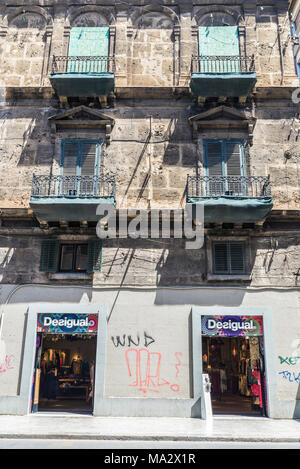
{"left": 0, "top": 98, "right": 299, "bottom": 210}
{"left": 0, "top": 2, "right": 298, "bottom": 89}
{"left": 0, "top": 228, "right": 299, "bottom": 287}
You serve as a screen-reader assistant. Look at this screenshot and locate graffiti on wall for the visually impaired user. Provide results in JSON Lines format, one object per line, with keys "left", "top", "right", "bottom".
{"left": 111, "top": 331, "right": 155, "bottom": 348}
{"left": 0, "top": 354, "right": 15, "bottom": 374}
{"left": 278, "top": 356, "right": 300, "bottom": 366}
{"left": 278, "top": 351, "right": 300, "bottom": 385}
{"left": 125, "top": 349, "right": 182, "bottom": 396}
{"left": 278, "top": 371, "right": 300, "bottom": 384}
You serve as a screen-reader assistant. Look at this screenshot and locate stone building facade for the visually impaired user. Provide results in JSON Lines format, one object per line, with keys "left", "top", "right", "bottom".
{"left": 289, "top": 0, "right": 300, "bottom": 77}
{"left": 0, "top": 0, "right": 300, "bottom": 419}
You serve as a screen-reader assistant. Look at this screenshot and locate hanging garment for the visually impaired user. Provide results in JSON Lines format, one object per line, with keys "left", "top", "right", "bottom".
{"left": 220, "top": 369, "right": 227, "bottom": 393}
{"left": 251, "top": 368, "right": 263, "bottom": 408}
{"left": 212, "top": 369, "right": 221, "bottom": 396}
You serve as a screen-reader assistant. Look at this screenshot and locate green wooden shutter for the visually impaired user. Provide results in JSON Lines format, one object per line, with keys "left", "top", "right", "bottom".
{"left": 225, "top": 142, "right": 242, "bottom": 177}
{"left": 214, "top": 243, "right": 228, "bottom": 274}
{"left": 81, "top": 142, "right": 98, "bottom": 176}
{"left": 205, "top": 141, "right": 223, "bottom": 195}
{"left": 68, "top": 27, "right": 110, "bottom": 72}
{"left": 61, "top": 141, "right": 79, "bottom": 177}
{"left": 199, "top": 26, "right": 240, "bottom": 72}
{"left": 229, "top": 243, "right": 245, "bottom": 273}
{"left": 40, "top": 240, "right": 59, "bottom": 272}
{"left": 224, "top": 142, "right": 244, "bottom": 195}
{"left": 213, "top": 242, "right": 245, "bottom": 274}
{"left": 80, "top": 142, "right": 99, "bottom": 195}
{"left": 87, "top": 239, "right": 103, "bottom": 273}
{"left": 205, "top": 142, "right": 223, "bottom": 176}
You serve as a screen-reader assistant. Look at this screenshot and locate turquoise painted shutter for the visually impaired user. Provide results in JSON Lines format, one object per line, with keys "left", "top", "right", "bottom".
{"left": 229, "top": 243, "right": 245, "bottom": 273}
{"left": 214, "top": 243, "right": 228, "bottom": 273}
{"left": 61, "top": 141, "right": 79, "bottom": 177}
{"left": 40, "top": 240, "right": 59, "bottom": 272}
{"left": 80, "top": 142, "right": 99, "bottom": 195}
{"left": 224, "top": 142, "right": 244, "bottom": 195}
{"left": 205, "top": 141, "right": 223, "bottom": 176}
{"left": 214, "top": 242, "right": 245, "bottom": 274}
{"left": 205, "top": 141, "right": 223, "bottom": 195}
{"left": 198, "top": 26, "right": 240, "bottom": 72}
{"left": 87, "top": 239, "right": 103, "bottom": 273}
{"left": 68, "top": 27, "right": 109, "bottom": 72}
{"left": 81, "top": 142, "right": 99, "bottom": 177}
{"left": 225, "top": 142, "right": 243, "bottom": 177}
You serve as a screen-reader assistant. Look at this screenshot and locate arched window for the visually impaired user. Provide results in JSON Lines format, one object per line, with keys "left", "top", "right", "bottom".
{"left": 67, "top": 13, "right": 111, "bottom": 73}
{"left": 5, "top": 12, "right": 48, "bottom": 86}
{"left": 197, "top": 13, "right": 242, "bottom": 73}
{"left": 131, "top": 12, "right": 175, "bottom": 86}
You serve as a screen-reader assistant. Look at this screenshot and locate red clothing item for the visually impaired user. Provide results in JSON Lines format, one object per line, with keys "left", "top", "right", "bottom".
{"left": 251, "top": 369, "right": 263, "bottom": 408}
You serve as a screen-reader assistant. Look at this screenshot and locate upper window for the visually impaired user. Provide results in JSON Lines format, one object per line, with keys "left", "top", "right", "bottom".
{"left": 198, "top": 25, "right": 241, "bottom": 73}
{"left": 59, "top": 244, "right": 89, "bottom": 272}
{"left": 60, "top": 139, "right": 101, "bottom": 177}
{"left": 198, "top": 26, "right": 240, "bottom": 57}
{"left": 60, "top": 139, "right": 102, "bottom": 196}
{"left": 204, "top": 140, "right": 244, "bottom": 176}
{"left": 68, "top": 27, "right": 110, "bottom": 72}
{"left": 40, "top": 240, "right": 102, "bottom": 273}
{"left": 213, "top": 241, "right": 245, "bottom": 275}
{"left": 203, "top": 140, "right": 245, "bottom": 196}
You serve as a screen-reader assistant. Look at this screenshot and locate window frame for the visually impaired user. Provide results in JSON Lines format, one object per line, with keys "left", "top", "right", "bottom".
{"left": 212, "top": 241, "right": 246, "bottom": 275}
{"left": 60, "top": 138, "right": 102, "bottom": 178}
{"left": 58, "top": 243, "right": 89, "bottom": 273}
{"left": 198, "top": 25, "right": 241, "bottom": 58}
{"left": 206, "top": 236, "right": 251, "bottom": 281}
{"left": 40, "top": 239, "right": 103, "bottom": 274}
{"left": 203, "top": 139, "right": 245, "bottom": 178}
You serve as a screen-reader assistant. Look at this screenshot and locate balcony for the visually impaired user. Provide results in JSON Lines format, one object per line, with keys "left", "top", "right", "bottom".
{"left": 186, "top": 175, "right": 273, "bottom": 223}
{"left": 190, "top": 55, "right": 257, "bottom": 99}
{"left": 30, "top": 174, "right": 116, "bottom": 223}
{"left": 50, "top": 56, "right": 115, "bottom": 100}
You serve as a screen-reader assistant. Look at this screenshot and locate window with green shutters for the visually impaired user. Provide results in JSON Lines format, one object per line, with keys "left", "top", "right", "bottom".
{"left": 40, "top": 240, "right": 103, "bottom": 273}
{"left": 67, "top": 27, "right": 110, "bottom": 73}
{"left": 61, "top": 140, "right": 101, "bottom": 177}
{"left": 203, "top": 139, "right": 246, "bottom": 196}
{"left": 40, "top": 240, "right": 59, "bottom": 273}
{"left": 87, "top": 239, "right": 103, "bottom": 273}
{"left": 198, "top": 26, "right": 241, "bottom": 73}
{"left": 60, "top": 139, "right": 101, "bottom": 196}
{"left": 213, "top": 242, "right": 246, "bottom": 275}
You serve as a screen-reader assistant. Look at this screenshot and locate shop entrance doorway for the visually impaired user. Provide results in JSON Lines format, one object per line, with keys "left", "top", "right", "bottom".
{"left": 31, "top": 313, "right": 98, "bottom": 414}
{"left": 201, "top": 315, "right": 267, "bottom": 417}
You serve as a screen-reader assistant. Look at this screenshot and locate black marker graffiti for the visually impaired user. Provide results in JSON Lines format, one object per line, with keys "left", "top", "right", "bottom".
{"left": 111, "top": 331, "right": 155, "bottom": 348}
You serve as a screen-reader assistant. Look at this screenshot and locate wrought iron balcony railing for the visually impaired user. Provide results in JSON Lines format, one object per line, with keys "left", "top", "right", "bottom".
{"left": 191, "top": 55, "right": 255, "bottom": 74}
{"left": 31, "top": 174, "right": 116, "bottom": 199}
{"left": 51, "top": 55, "right": 116, "bottom": 74}
{"left": 187, "top": 175, "right": 272, "bottom": 200}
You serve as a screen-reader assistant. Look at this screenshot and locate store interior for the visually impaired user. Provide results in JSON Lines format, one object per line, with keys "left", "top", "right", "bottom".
{"left": 37, "top": 334, "right": 97, "bottom": 414}
{"left": 202, "top": 336, "right": 266, "bottom": 416}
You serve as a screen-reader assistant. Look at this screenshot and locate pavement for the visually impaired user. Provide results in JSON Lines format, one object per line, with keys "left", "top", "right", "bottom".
{"left": 0, "top": 413, "right": 299, "bottom": 443}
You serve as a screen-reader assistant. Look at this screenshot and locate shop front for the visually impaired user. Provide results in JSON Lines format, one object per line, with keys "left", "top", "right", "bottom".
{"left": 31, "top": 313, "right": 98, "bottom": 414}
{"left": 17, "top": 304, "right": 108, "bottom": 417}
{"left": 201, "top": 315, "right": 267, "bottom": 416}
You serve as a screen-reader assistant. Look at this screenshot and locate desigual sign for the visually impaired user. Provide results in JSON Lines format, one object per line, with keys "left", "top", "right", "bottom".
{"left": 37, "top": 313, "right": 98, "bottom": 334}
{"left": 201, "top": 315, "right": 263, "bottom": 337}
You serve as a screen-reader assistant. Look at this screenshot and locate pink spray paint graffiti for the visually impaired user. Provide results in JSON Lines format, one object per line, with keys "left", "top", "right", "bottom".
{"left": 125, "top": 349, "right": 182, "bottom": 396}
{"left": 175, "top": 352, "right": 182, "bottom": 378}
{"left": 0, "top": 355, "right": 15, "bottom": 374}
